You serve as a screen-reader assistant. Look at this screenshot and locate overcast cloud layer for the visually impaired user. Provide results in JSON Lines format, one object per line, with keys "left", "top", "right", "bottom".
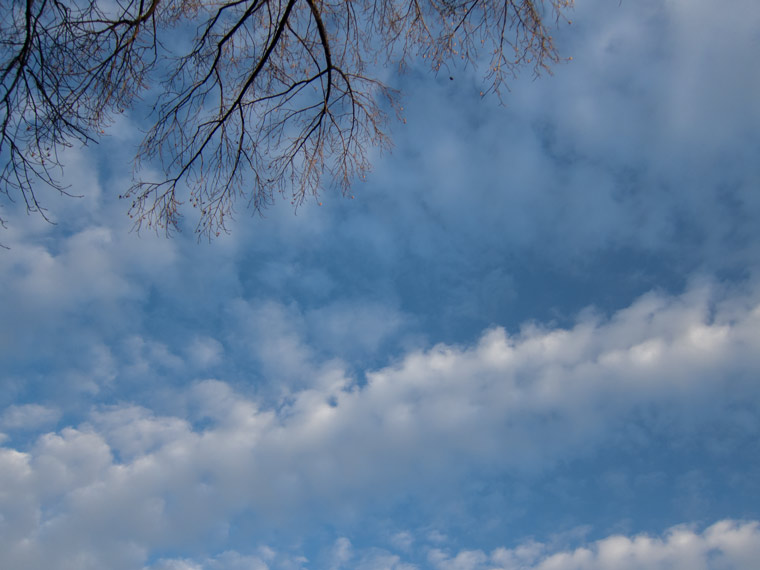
{"left": 1, "top": 0, "right": 759, "bottom": 568}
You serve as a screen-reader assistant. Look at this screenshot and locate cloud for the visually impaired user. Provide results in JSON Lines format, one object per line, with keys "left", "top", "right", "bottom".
{"left": 1, "top": 404, "right": 61, "bottom": 431}
{"left": 423, "top": 520, "right": 760, "bottom": 570}
{"left": 147, "top": 545, "right": 306, "bottom": 570}
{"left": 145, "top": 520, "right": 760, "bottom": 570}
{"left": 330, "top": 537, "right": 353, "bottom": 569}
{"left": 1, "top": 280, "right": 759, "bottom": 568}
{"left": 379, "top": 0, "right": 760, "bottom": 274}
{"left": 391, "top": 531, "right": 415, "bottom": 552}
{"left": 3, "top": 0, "right": 759, "bottom": 399}
{"left": 428, "top": 548, "right": 487, "bottom": 570}
{"left": 186, "top": 337, "right": 224, "bottom": 369}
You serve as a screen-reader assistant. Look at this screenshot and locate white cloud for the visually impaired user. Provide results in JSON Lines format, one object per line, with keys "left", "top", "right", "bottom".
{"left": 148, "top": 549, "right": 307, "bottom": 570}
{"left": 149, "top": 560, "right": 204, "bottom": 570}
{"left": 481, "top": 520, "right": 760, "bottom": 570}
{"left": 330, "top": 537, "right": 353, "bottom": 569}
{"left": 380, "top": 0, "right": 760, "bottom": 270}
{"left": 355, "top": 551, "right": 418, "bottom": 570}
{"left": 1, "top": 404, "right": 61, "bottom": 430}
{"left": 391, "top": 531, "right": 415, "bottom": 552}
{"left": 140, "top": 521, "right": 760, "bottom": 570}
{"left": 428, "top": 548, "right": 487, "bottom": 570}
{"left": 187, "top": 336, "right": 224, "bottom": 369}
{"left": 304, "top": 300, "right": 408, "bottom": 358}
{"left": 0, "top": 280, "right": 758, "bottom": 568}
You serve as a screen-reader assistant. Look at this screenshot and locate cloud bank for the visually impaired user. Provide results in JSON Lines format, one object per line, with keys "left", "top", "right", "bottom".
{"left": 2, "top": 280, "right": 759, "bottom": 568}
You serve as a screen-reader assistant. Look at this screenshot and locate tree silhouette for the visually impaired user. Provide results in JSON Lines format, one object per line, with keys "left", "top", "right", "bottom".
{"left": 1, "top": 0, "right": 571, "bottom": 236}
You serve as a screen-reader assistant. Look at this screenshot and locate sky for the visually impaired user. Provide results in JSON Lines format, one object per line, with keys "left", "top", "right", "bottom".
{"left": 1, "top": 0, "right": 760, "bottom": 568}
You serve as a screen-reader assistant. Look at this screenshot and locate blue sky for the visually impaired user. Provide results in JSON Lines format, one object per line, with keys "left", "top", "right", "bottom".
{"left": 2, "top": 0, "right": 760, "bottom": 568}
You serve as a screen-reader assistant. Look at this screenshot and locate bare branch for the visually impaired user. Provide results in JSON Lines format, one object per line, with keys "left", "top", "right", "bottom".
{"left": 0, "top": 0, "right": 573, "bottom": 235}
